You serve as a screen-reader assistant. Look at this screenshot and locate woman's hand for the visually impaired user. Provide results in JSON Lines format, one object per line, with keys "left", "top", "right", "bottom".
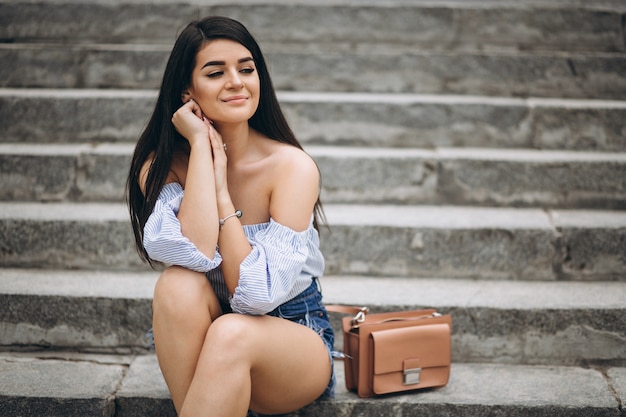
{"left": 171, "top": 99, "right": 211, "bottom": 148}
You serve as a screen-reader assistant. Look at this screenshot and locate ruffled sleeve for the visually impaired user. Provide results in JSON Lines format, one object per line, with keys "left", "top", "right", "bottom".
{"left": 229, "top": 218, "right": 323, "bottom": 315}
{"left": 143, "top": 182, "right": 222, "bottom": 272}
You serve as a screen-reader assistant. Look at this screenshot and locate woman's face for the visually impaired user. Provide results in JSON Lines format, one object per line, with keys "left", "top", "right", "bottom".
{"left": 186, "top": 39, "right": 260, "bottom": 125}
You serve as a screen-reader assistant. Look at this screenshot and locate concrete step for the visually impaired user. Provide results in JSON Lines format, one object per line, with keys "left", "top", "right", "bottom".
{"left": 0, "top": 351, "right": 624, "bottom": 417}
{"left": 0, "top": 203, "right": 624, "bottom": 280}
{"left": 1, "top": 45, "right": 625, "bottom": 99}
{"left": 1, "top": 1, "right": 623, "bottom": 53}
{"left": 2, "top": 89, "right": 626, "bottom": 151}
{"left": 1, "top": 269, "right": 624, "bottom": 365}
{"left": 304, "top": 146, "right": 626, "bottom": 208}
{"left": 1, "top": 142, "right": 625, "bottom": 209}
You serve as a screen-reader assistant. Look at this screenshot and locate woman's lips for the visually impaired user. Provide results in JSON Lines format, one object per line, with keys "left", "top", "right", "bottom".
{"left": 222, "top": 95, "right": 248, "bottom": 104}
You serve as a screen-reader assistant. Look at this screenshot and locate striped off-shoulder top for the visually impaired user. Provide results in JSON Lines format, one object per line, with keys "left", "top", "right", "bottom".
{"left": 143, "top": 182, "right": 325, "bottom": 315}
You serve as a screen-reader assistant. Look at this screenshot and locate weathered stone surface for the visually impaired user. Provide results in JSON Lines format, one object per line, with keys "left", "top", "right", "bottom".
{"left": 455, "top": 7, "right": 625, "bottom": 52}
{"left": 0, "top": 88, "right": 156, "bottom": 143}
{"left": 115, "top": 355, "right": 175, "bottom": 417}
{"left": 324, "top": 276, "right": 626, "bottom": 365}
{"left": 530, "top": 100, "right": 626, "bottom": 151}
{"left": 2, "top": 143, "right": 625, "bottom": 209}
{"left": 315, "top": 146, "right": 626, "bottom": 208}
{"left": 388, "top": 363, "right": 620, "bottom": 417}
{"left": 75, "top": 144, "right": 134, "bottom": 201}
{"left": 0, "top": 2, "right": 199, "bottom": 43}
{"left": 2, "top": 45, "right": 625, "bottom": 98}
{"left": 0, "top": 202, "right": 141, "bottom": 270}
{"left": 0, "top": 203, "right": 624, "bottom": 281}
{"left": 0, "top": 45, "right": 169, "bottom": 89}
{"left": 4, "top": 90, "right": 625, "bottom": 151}
{"left": 0, "top": 269, "right": 155, "bottom": 349}
{"left": 271, "top": 51, "right": 626, "bottom": 99}
{"left": 283, "top": 93, "right": 535, "bottom": 149}
{"left": 2, "top": 352, "right": 621, "bottom": 417}
{"left": 2, "top": 270, "right": 624, "bottom": 365}
{"left": 0, "top": 44, "right": 83, "bottom": 89}
{"left": 0, "top": 143, "right": 134, "bottom": 202}
{"left": 320, "top": 204, "right": 556, "bottom": 280}
{"left": 552, "top": 210, "right": 626, "bottom": 281}
{"left": 116, "top": 359, "right": 622, "bottom": 417}
{"left": 312, "top": 147, "right": 439, "bottom": 204}
{"left": 451, "top": 308, "right": 626, "bottom": 366}
{"left": 0, "top": 293, "right": 152, "bottom": 350}
{"left": 607, "top": 368, "right": 626, "bottom": 412}
{"left": 0, "top": 145, "right": 78, "bottom": 201}
{"left": 435, "top": 148, "right": 626, "bottom": 209}
{"left": 0, "top": 354, "right": 124, "bottom": 417}
{"left": 1, "top": 2, "right": 623, "bottom": 52}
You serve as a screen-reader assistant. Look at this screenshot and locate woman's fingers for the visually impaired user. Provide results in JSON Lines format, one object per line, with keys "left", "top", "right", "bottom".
{"left": 191, "top": 100, "right": 203, "bottom": 119}
{"left": 171, "top": 100, "right": 209, "bottom": 145}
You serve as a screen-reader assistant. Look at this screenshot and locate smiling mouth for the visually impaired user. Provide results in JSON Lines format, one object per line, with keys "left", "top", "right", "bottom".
{"left": 223, "top": 96, "right": 248, "bottom": 102}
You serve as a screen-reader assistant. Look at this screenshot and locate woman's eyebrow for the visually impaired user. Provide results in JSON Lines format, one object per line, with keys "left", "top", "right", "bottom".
{"left": 201, "top": 57, "right": 254, "bottom": 69}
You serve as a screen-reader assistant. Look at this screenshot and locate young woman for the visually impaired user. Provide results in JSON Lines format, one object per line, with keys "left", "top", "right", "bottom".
{"left": 127, "top": 16, "right": 334, "bottom": 417}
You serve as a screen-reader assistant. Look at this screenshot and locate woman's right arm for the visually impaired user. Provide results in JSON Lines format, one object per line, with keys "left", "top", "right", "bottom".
{"left": 169, "top": 99, "right": 220, "bottom": 259}
{"left": 139, "top": 99, "right": 220, "bottom": 263}
{"left": 142, "top": 182, "right": 222, "bottom": 271}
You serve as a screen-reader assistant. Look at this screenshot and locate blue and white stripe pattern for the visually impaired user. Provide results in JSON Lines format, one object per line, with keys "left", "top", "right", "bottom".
{"left": 143, "top": 182, "right": 325, "bottom": 315}
{"left": 143, "top": 182, "right": 223, "bottom": 272}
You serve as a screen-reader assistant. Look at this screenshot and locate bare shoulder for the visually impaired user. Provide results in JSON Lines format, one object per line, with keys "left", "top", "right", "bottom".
{"left": 271, "top": 142, "right": 318, "bottom": 179}
{"left": 265, "top": 141, "right": 320, "bottom": 229}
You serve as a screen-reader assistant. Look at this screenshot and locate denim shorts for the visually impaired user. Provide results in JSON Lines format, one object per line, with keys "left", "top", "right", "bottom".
{"left": 267, "top": 278, "right": 336, "bottom": 399}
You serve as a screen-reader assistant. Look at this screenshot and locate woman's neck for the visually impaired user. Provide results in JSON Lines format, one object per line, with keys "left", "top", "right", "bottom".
{"left": 214, "top": 121, "right": 252, "bottom": 162}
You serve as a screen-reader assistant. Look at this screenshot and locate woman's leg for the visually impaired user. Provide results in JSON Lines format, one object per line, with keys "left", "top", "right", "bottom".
{"left": 179, "top": 314, "right": 332, "bottom": 417}
{"left": 152, "top": 266, "right": 223, "bottom": 413}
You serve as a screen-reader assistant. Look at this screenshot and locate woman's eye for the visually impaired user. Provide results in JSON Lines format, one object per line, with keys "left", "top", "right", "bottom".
{"left": 240, "top": 68, "right": 255, "bottom": 74}
{"left": 207, "top": 71, "right": 223, "bottom": 78}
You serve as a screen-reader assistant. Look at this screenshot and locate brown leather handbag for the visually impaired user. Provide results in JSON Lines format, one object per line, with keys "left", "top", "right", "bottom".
{"left": 327, "top": 306, "right": 452, "bottom": 398}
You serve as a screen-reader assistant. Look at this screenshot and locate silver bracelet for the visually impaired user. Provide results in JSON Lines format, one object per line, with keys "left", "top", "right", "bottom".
{"left": 219, "top": 210, "right": 242, "bottom": 230}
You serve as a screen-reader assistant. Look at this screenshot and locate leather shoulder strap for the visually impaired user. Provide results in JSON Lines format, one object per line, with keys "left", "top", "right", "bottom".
{"left": 325, "top": 305, "right": 367, "bottom": 315}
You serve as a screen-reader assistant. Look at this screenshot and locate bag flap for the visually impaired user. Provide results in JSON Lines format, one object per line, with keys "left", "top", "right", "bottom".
{"left": 371, "top": 323, "right": 450, "bottom": 375}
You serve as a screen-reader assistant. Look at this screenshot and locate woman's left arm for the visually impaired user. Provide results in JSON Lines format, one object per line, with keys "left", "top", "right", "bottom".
{"left": 215, "top": 142, "right": 319, "bottom": 297}
{"left": 228, "top": 149, "right": 321, "bottom": 314}
{"left": 207, "top": 126, "right": 252, "bottom": 294}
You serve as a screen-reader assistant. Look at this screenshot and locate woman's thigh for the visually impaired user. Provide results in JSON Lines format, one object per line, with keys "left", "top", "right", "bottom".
{"left": 207, "top": 314, "right": 332, "bottom": 415}
{"left": 152, "top": 266, "right": 224, "bottom": 411}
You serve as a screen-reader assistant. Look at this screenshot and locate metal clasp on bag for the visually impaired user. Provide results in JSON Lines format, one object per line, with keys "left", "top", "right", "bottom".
{"left": 351, "top": 307, "right": 369, "bottom": 326}
{"left": 403, "top": 367, "right": 421, "bottom": 385}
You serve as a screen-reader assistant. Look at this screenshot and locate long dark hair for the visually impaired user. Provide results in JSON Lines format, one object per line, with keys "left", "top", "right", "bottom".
{"left": 127, "top": 16, "right": 325, "bottom": 266}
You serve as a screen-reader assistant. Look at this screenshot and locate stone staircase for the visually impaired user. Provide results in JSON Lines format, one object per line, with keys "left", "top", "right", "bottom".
{"left": 1, "top": 0, "right": 625, "bottom": 416}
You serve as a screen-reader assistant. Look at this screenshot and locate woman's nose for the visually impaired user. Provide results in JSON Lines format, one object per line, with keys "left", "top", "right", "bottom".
{"left": 226, "top": 70, "right": 244, "bottom": 89}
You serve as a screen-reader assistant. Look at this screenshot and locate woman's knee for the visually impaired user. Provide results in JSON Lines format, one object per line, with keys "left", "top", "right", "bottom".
{"left": 205, "top": 314, "right": 260, "bottom": 362}
{"left": 153, "top": 266, "right": 214, "bottom": 319}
